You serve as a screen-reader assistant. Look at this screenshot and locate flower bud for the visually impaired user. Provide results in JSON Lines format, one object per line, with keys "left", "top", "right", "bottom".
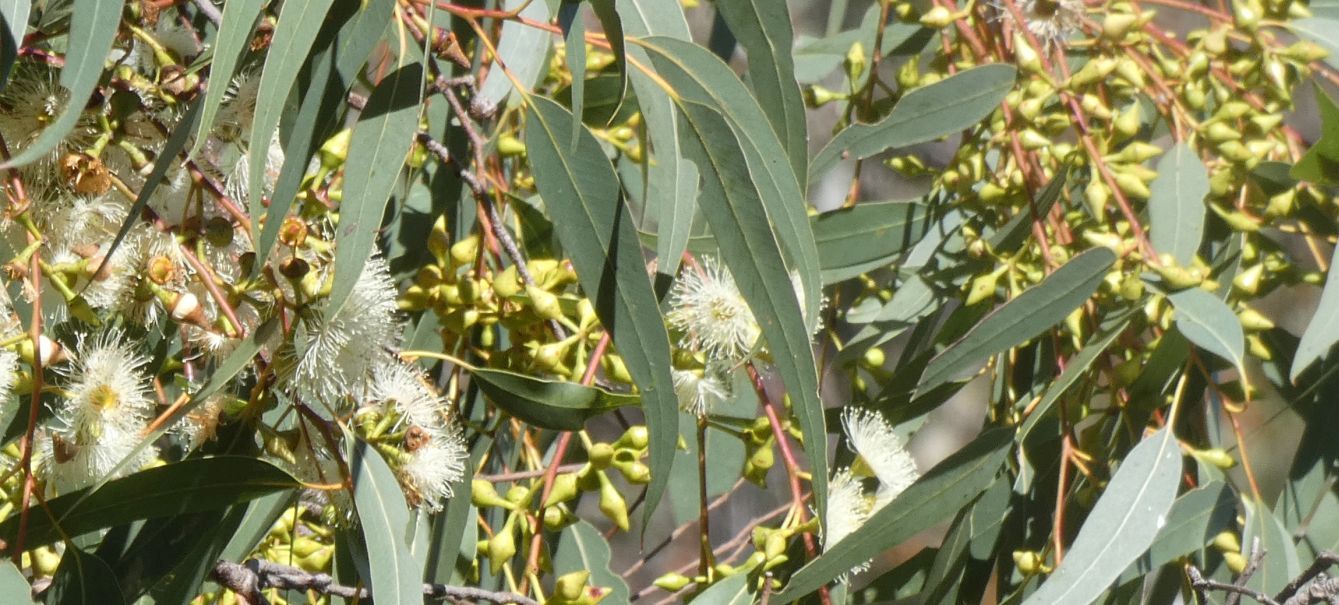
{"left": 487, "top": 523, "right": 517, "bottom": 574}
{"left": 615, "top": 425, "right": 649, "bottom": 450}
{"left": 319, "top": 129, "right": 352, "bottom": 169}
{"left": 1013, "top": 550, "right": 1047, "bottom": 576}
{"left": 1194, "top": 448, "right": 1237, "bottom": 469}
{"left": 1113, "top": 171, "right": 1151, "bottom": 199}
{"left": 556, "top": 570, "right": 590, "bottom": 602}
{"left": 527, "top": 285, "right": 564, "bottom": 321}
{"left": 806, "top": 85, "right": 843, "bottom": 107}
{"left": 919, "top": 5, "right": 955, "bottom": 28}
{"left": 1213, "top": 530, "right": 1242, "bottom": 553}
{"left": 844, "top": 41, "right": 867, "bottom": 82}
{"left": 497, "top": 135, "right": 526, "bottom": 157}
{"left": 1102, "top": 13, "right": 1138, "bottom": 41}
{"left": 654, "top": 573, "right": 692, "bottom": 592}
{"left": 450, "top": 235, "right": 480, "bottom": 268}
{"left": 1237, "top": 306, "right": 1275, "bottom": 331}
{"left": 966, "top": 271, "right": 1000, "bottom": 306}
{"left": 598, "top": 473, "right": 629, "bottom": 531}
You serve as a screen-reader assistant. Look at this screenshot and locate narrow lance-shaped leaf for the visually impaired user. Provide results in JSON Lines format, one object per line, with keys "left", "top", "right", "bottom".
{"left": 589, "top": 0, "right": 628, "bottom": 124}
{"left": 673, "top": 99, "right": 829, "bottom": 516}
{"left": 1292, "top": 243, "right": 1339, "bottom": 381}
{"left": 716, "top": 0, "right": 809, "bottom": 190}
{"left": 327, "top": 62, "right": 423, "bottom": 316}
{"left": 812, "top": 200, "right": 929, "bottom": 284}
{"left": 1167, "top": 288, "right": 1245, "bottom": 372}
{"left": 1, "top": 0, "right": 124, "bottom": 169}
{"left": 47, "top": 547, "right": 125, "bottom": 605}
{"left": 524, "top": 96, "right": 679, "bottom": 526}
{"left": 245, "top": 0, "right": 337, "bottom": 242}
{"left": 917, "top": 247, "right": 1116, "bottom": 395}
{"left": 0, "top": 0, "right": 31, "bottom": 93}
{"left": 1148, "top": 143, "right": 1209, "bottom": 265}
{"left": 0, "top": 560, "right": 34, "bottom": 604}
{"left": 189, "top": 0, "right": 265, "bottom": 156}
{"left": 471, "top": 366, "right": 639, "bottom": 431}
{"left": 476, "top": 0, "right": 551, "bottom": 111}
{"left": 1019, "top": 310, "right": 1135, "bottom": 441}
{"left": 615, "top": 1, "right": 695, "bottom": 276}
{"left": 351, "top": 440, "right": 422, "bottom": 605}
{"left": 1022, "top": 427, "right": 1182, "bottom": 605}
{"left": 0, "top": 456, "right": 300, "bottom": 548}
{"left": 809, "top": 64, "right": 1017, "bottom": 181}
{"left": 775, "top": 429, "right": 1014, "bottom": 601}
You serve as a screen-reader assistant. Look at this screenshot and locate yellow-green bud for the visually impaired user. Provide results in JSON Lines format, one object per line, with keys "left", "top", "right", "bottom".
{"left": 844, "top": 41, "right": 867, "bottom": 82}
{"left": 966, "top": 270, "right": 1000, "bottom": 306}
{"left": 1113, "top": 171, "right": 1151, "bottom": 199}
{"left": 589, "top": 442, "right": 615, "bottom": 469}
{"left": 654, "top": 573, "right": 693, "bottom": 592}
{"left": 556, "top": 570, "right": 590, "bottom": 601}
{"left": 497, "top": 135, "right": 526, "bottom": 157}
{"left": 1213, "top": 530, "right": 1242, "bottom": 553}
{"left": 1233, "top": 263, "right": 1264, "bottom": 294}
{"left": 450, "top": 235, "right": 480, "bottom": 268}
{"left": 1102, "top": 13, "right": 1139, "bottom": 41}
{"left": 919, "top": 5, "right": 955, "bottom": 28}
{"left": 598, "top": 473, "right": 630, "bottom": 531}
{"left": 1013, "top": 550, "right": 1047, "bottom": 576}
{"left": 488, "top": 525, "right": 517, "bottom": 574}
{"left": 527, "top": 285, "right": 564, "bottom": 321}
{"left": 1237, "top": 306, "right": 1275, "bottom": 331}
{"left": 318, "top": 129, "right": 352, "bottom": 169}
{"left": 615, "top": 425, "right": 649, "bottom": 450}
{"left": 1195, "top": 448, "right": 1237, "bottom": 469}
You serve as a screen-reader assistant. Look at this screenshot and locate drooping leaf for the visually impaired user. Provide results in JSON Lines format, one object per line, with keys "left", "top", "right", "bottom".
{"left": 327, "top": 62, "right": 423, "bottom": 317}
{"left": 917, "top": 247, "right": 1116, "bottom": 395}
{"left": 244, "top": 0, "right": 338, "bottom": 243}
{"left": 524, "top": 96, "right": 679, "bottom": 525}
{"left": 0, "top": 0, "right": 31, "bottom": 93}
{"left": 776, "top": 429, "right": 1013, "bottom": 600}
{"left": 642, "top": 36, "right": 828, "bottom": 514}
{"left": 616, "top": 0, "right": 695, "bottom": 276}
{"left": 809, "top": 64, "right": 1017, "bottom": 181}
{"left": 715, "top": 0, "right": 808, "bottom": 189}
{"left": 1167, "top": 288, "right": 1245, "bottom": 371}
{"left": 190, "top": 0, "right": 265, "bottom": 156}
{"left": 553, "top": 520, "right": 631, "bottom": 604}
{"left": 249, "top": 0, "right": 394, "bottom": 274}
{"left": 1292, "top": 244, "right": 1339, "bottom": 381}
{"left": 47, "top": 547, "right": 124, "bottom": 605}
{"left": 0, "top": 457, "right": 298, "bottom": 548}
{"left": 1148, "top": 143, "right": 1209, "bottom": 266}
{"left": 1124, "top": 481, "right": 1234, "bottom": 578}
{"left": 812, "top": 200, "right": 929, "bottom": 283}
{"left": 216, "top": 490, "right": 297, "bottom": 567}
{"left": 1023, "top": 427, "right": 1182, "bottom": 605}
{"left": 589, "top": 0, "right": 627, "bottom": 125}
{"left": 0, "top": 0, "right": 124, "bottom": 169}
{"left": 471, "top": 366, "right": 639, "bottom": 430}
{"left": 1292, "top": 87, "right": 1339, "bottom": 185}
{"left": 476, "top": 0, "right": 551, "bottom": 111}
{"left": 351, "top": 440, "right": 421, "bottom": 605}
{"left": 559, "top": 2, "right": 586, "bottom": 140}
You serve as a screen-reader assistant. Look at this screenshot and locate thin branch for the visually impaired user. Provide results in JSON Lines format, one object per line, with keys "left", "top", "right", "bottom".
{"left": 210, "top": 559, "right": 539, "bottom": 605}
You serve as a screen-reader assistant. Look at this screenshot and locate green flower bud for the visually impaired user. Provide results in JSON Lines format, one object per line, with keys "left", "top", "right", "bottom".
{"left": 654, "top": 573, "right": 693, "bottom": 592}
{"left": 598, "top": 473, "right": 630, "bottom": 531}
{"left": 1233, "top": 264, "right": 1264, "bottom": 294}
{"left": 318, "top": 129, "right": 352, "bottom": 169}
{"left": 1248, "top": 333, "right": 1273, "bottom": 360}
{"left": 1113, "top": 171, "right": 1151, "bottom": 199}
{"left": 1213, "top": 530, "right": 1242, "bottom": 553}
{"left": 1102, "top": 13, "right": 1138, "bottom": 41}
{"left": 556, "top": 570, "right": 591, "bottom": 601}
{"left": 1237, "top": 306, "right": 1275, "bottom": 331}
{"left": 450, "top": 235, "right": 480, "bottom": 268}
{"left": 487, "top": 523, "right": 517, "bottom": 574}
{"left": 1113, "top": 104, "right": 1141, "bottom": 139}
{"left": 844, "top": 41, "right": 867, "bottom": 82}
{"left": 919, "top": 5, "right": 955, "bottom": 28}
{"left": 493, "top": 265, "right": 521, "bottom": 299}
{"left": 589, "top": 442, "right": 615, "bottom": 469}
{"left": 966, "top": 270, "right": 1000, "bottom": 306}
{"left": 527, "top": 285, "right": 564, "bottom": 321}
{"left": 1195, "top": 448, "right": 1237, "bottom": 469}
{"left": 615, "top": 425, "right": 649, "bottom": 450}
{"left": 497, "top": 135, "right": 526, "bottom": 157}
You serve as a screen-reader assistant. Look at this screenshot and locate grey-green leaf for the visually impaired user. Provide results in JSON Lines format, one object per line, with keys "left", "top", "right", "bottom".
{"left": 813, "top": 200, "right": 929, "bottom": 284}
{"left": 1292, "top": 244, "right": 1339, "bottom": 381}
{"left": 1124, "top": 481, "right": 1234, "bottom": 578}
{"left": 476, "top": 0, "right": 551, "bottom": 110}
{"left": 1168, "top": 288, "right": 1245, "bottom": 371}
{"left": 716, "top": 0, "right": 808, "bottom": 189}
{"left": 327, "top": 62, "right": 422, "bottom": 317}
{"left": 1022, "top": 427, "right": 1182, "bottom": 605}
{"left": 917, "top": 247, "right": 1116, "bottom": 395}
{"left": 189, "top": 0, "right": 265, "bottom": 156}
{"left": 351, "top": 440, "right": 421, "bottom": 605}
{"left": 0, "top": 0, "right": 123, "bottom": 169}
{"left": 0, "top": 560, "right": 33, "bottom": 603}
{"left": 809, "top": 64, "right": 1016, "bottom": 181}
{"left": 775, "top": 429, "right": 1013, "bottom": 601}
{"left": 1148, "top": 143, "right": 1208, "bottom": 265}
{"left": 553, "top": 520, "right": 631, "bottom": 604}
{"left": 691, "top": 572, "right": 751, "bottom": 604}
{"left": 48, "top": 547, "right": 124, "bottom": 605}
{"left": 0, "top": 456, "right": 299, "bottom": 548}
{"left": 471, "top": 367, "right": 639, "bottom": 431}
{"left": 1019, "top": 310, "right": 1135, "bottom": 441}
{"left": 524, "top": 96, "right": 679, "bottom": 526}
{"left": 1290, "top": 18, "right": 1339, "bottom": 71}
{"left": 245, "top": 0, "right": 337, "bottom": 241}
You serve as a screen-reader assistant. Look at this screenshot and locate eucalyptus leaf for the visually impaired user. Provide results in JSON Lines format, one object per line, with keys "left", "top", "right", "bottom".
{"left": 1292, "top": 243, "right": 1339, "bottom": 381}
{"left": 190, "top": 0, "right": 265, "bottom": 156}
{"left": 1167, "top": 288, "right": 1245, "bottom": 371}
{"left": 553, "top": 520, "right": 630, "bottom": 604}
{"left": 0, "top": 0, "right": 31, "bottom": 93}
{"left": 47, "top": 547, "right": 124, "bottom": 605}
{"left": 812, "top": 200, "right": 929, "bottom": 284}
{"left": 471, "top": 366, "right": 639, "bottom": 430}
{"left": 1148, "top": 143, "right": 1209, "bottom": 266}
{"left": 351, "top": 440, "right": 421, "bottom": 605}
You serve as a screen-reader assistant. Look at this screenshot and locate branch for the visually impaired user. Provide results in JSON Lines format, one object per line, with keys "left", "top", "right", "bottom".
{"left": 210, "top": 559, "right": 540, "bottom": 605}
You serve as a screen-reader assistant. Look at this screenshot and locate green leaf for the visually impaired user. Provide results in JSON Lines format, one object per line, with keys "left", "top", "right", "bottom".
{"left": 1148, "top": 143, "right": 1208, "bottom": 266}
{"left": 715, "top": 0, "right": 808, "bottom": 190}
{"left": 216, "top": 491, "right": 296, "bottom": 566}
{"left": 351, "top": 440, "right": 421, "bottom": 605}
{"left": 559, "top": 3, "right": 587, "bottom": 139}
{"left": 0, "top": 0, "right": 123, "bottom": 169}
{"left": 1019, "top": 310, "right": 1135, "bottom": 442}
{"left": 589, "top": 0, "right": 627, "bottom": 125}
{"left": 553, "top": 520, "right": 631, "bottom": 604}
{"left": 987, "top": 164, "right": 1070, "bottom": 254}
{"left": 1242, "top": 498, "right": 1300, "bottom": 595}
{"left": 523, "top": 95, "right": 679, "bottom": 526}
{"left": 47, "top": 547, "right": 124, "bottom": 605}
{"left": 1125, "top": 481, "right": 1234, "bottom": 577}
{"left": 1292, "top": 87, "right": 1339, "bottom": 185}
{"left": 1022, "top": 427, "right": 1182, "bottom": 605}
{"left": 917, "top": 247, "right": 1116, "bottom": 395}
{"left": 0, "top": 560, "right": 33, "bottom": 603}
{"left": 809, "top": 64, "right": 1016, "bottom": 181}
{"left": 691, "top": 572, "right": 751, "bottom": 604}
{"left": 616, "top": 0, "right": 695, "bottom": 276}
{"left": 245, "top": 0, "right": 337, "bottom": 241}
{"left": 471, "top": 366, "right": 639, "bottom": 430}
{"left": 642, "top": 37, "right": 828, "bottom": 515}
{"left": 813, "top": 200, "right": 929, "bottom": 283}
{"left": 776, "top": 429, "right": 1013, "bottom": 601}
{"left": 0, "top": 0, "right": 31, "bottom": 93}
{"left": 189, "top": 0, "right": 265, "bottom": 156}
{"left": 327, "top": 62, "right": 422, "bottom": 317}
{"left": 250, "top": 0, "right": 394, "bottom": 274}
{"left": 1167, "top": 288, "right": 1245, "bottom": 371}
{"left": 476, "top": 0, "right": 551, "bottom": 110}
{"left": 1292, "top": 244, "right": 1339, "bottom": 381}
{"left": 0, "top": 457, "right": 298, "bottom": 548}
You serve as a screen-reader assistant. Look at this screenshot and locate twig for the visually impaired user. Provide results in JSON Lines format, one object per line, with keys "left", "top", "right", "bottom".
{"left": 1188, "top": 566, "right": 1281, "bottom": 605}
{"left": 210, "top": 559, "right": 540, "bottom": 605}
{"left": 1275, "top": 551, "right": 1339, "bottom": 603}
{"left": 191, "top": 0, "right": 223, "bottom": 27}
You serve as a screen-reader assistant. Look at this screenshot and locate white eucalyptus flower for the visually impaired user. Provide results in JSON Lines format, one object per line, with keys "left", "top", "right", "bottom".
{"left": 402, "top": 433, "right": 468, "bottom": 511}
{"left": 824, "top": 468, "right": 875, "bottom": 578}
{"left": 842, "top": 408, "right": 920, "bottom": 509}
{"left": 368, "top": 360, "right": 449, "bottom": 431}
{"left": 667, "top": 257, "right": 761, "bottom": 362}
{"left": 672, "top": 364, "right": 731, "bottom": 418}
{"left": 998, "top": 0, "right": 1084, "bottom": 48}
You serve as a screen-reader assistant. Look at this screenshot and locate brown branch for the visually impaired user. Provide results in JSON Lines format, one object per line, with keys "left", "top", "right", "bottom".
{"left": 210, "top": 559, "right": 539, "bottom": 605}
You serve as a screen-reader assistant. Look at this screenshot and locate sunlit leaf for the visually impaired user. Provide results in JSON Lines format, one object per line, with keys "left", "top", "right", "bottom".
{"left": 1148, "top": 143, "right": 1209, "bottom": 266}
{"left": 351, "top": 440, "right": 421, "bottom": 604}
{"left": 471, "top": 366, "right": 639, "bottom": 430}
